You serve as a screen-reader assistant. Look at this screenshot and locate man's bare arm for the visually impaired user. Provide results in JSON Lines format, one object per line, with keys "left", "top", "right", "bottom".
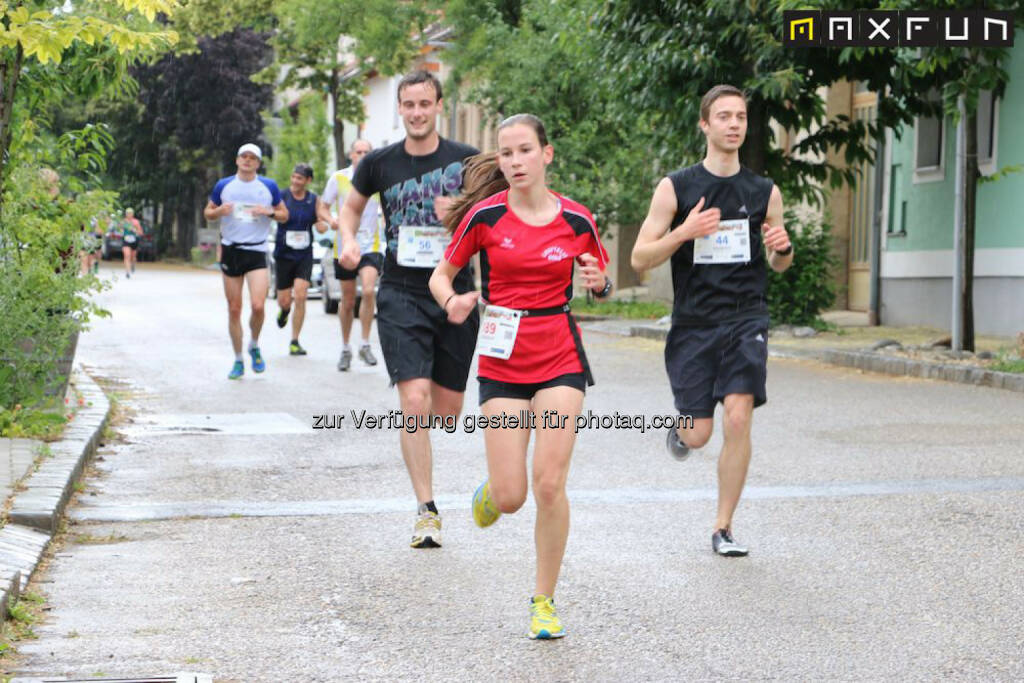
{"left": 762, "top": 186, "right": 793, "bottom": 273}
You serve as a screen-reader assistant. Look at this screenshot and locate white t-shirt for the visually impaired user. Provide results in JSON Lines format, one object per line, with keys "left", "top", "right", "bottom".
{"left": 209, "top": 175, "right": 282, "bottom": 251}
{"left": 321, "top": 166, "right": 382, "bottom": 257}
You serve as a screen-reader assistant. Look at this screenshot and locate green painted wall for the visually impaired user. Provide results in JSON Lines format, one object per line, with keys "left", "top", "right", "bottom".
{"left": 887, "top": 45, "right": 1024, "bottom": 252}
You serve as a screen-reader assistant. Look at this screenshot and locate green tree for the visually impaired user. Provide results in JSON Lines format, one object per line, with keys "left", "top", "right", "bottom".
{"left": 264, "top": 0, "right": 430, "bottom": 167}
{"left": 264, "top": 91, "right": 330, "bottom": 185}
{"left": 0, "top": 0, "right": 178, "bottom": 203}
{"left": 446, "top": 0, "right": 659, "bottom": 229}
{"left": 907, "top": 0, "right": 1024, "bottom": 350}
{"left": 597, "top": 0, "right": 967, "bottom": 206}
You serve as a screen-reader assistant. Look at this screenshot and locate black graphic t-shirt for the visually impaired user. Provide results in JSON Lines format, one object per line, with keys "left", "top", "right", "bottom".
{"left": 351, "top": 137, "right": 479, "bottom": 292}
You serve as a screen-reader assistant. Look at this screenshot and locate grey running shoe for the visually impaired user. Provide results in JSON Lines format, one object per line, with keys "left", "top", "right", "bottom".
{"left": 712, "top": 528, "right": 749, "bottom": 557}
{"left": 358, "top": 344, "right": 378, "bottom": 366}
{"left": 410, "top": 510, "right": 442, "bottom": 548}
{"left": 337, "top": 348, "right": 352, "bottom": 371}
{"left": 666, "top": 427, "right": 691, "bottom": 462}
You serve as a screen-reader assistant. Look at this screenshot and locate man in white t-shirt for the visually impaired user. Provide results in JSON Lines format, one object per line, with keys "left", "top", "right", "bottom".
{"left": 318, "top": 139, "right": 384, "bottom": 371}
{"left": 203, "top": 143, "right": 289, "bottom": 380}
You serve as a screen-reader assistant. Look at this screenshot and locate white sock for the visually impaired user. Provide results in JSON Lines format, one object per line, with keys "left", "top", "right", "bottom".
{"left": 342, "top": 343, "right": 351, "bottom": 352}
{"left": 249, "top": 339, "right": 259, "bottom": 351}
{"left": 235, "top": 353, "right": 243, "bottom": 362}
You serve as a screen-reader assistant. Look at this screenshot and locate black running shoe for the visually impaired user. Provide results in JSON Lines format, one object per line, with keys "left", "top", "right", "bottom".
{"left": 276, "top": 307, "right": 290, "bottom": 329}
{"left": 666, "top": 427, "right": 691, "bottom": 462}
{"left": 712, "top": 528, "right": 749, "bottom": 557}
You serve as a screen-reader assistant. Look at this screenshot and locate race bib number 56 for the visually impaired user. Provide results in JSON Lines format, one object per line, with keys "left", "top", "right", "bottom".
{"left": 397, "top": 225, "right": 450, "bottom": 268}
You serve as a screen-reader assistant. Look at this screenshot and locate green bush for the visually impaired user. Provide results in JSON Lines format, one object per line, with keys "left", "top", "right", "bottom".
{"left": 765, "top": 212, "right": 838, "bottom": 326}
{"left": 0, "top": 163, "right": 112, "bottom": 409}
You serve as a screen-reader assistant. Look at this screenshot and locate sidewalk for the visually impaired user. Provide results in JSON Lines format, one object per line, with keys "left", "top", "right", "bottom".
{"left": 580, "top": 316, "right": 1024, "bottom": 393}
{"left": 0, "top": 371, "right": 111, "bottom": 623}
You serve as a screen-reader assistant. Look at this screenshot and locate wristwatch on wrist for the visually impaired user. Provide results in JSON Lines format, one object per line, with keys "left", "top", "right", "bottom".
{"left": 593, "top": 276, "right": 613, "bottom": 299}
{"left": 775, "top": 244, "right": 793, "bottom": 256}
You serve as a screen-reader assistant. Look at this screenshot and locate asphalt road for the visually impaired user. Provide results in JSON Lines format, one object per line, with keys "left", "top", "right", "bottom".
{"left": 12, "top": 261, "right": 1024, "bottom": 681}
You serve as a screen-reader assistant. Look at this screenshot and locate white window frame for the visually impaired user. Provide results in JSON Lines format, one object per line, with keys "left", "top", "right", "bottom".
{"left": 912, "top": 108, "right": 946, "bottom": 184}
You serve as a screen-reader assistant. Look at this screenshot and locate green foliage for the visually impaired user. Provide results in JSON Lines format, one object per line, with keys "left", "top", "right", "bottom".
{"left": 991, "top": 355, "right": 1024, "bottom": 374}
{"left": 447, "top": 0, "right": 662, "bottom": 229}
{"left": 0, "top": 0, "right": 179, "bottom": 207}
{"left": 570, "top": 299, "right": 671, "bottom": 320}
{"left": 596, "top": 0, "right": 983, "bottom": 207}
{"left": 264, "top": 0, "right": 430, "bottom": 159}
{"left": 0, "top": 403, "right": 68, "bottom": 439}
{"left": 265, "top": 93, "right": 331, "bottom": 186}
{"left": 0, "top": 160, "right": 114, "bottom": 409}
{"left": 766, "top": 212, "right": 838, "bottom": 327}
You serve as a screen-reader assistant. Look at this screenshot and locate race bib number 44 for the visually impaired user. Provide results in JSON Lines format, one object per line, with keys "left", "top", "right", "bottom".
{"left": 477, "top": 305, "right": 521, "bottom": 360}
{"left": 397, "top": 225, "right": 450, "bottom": 268}
{"left": 693, "top": 218, "right": 751, "bottom": 264}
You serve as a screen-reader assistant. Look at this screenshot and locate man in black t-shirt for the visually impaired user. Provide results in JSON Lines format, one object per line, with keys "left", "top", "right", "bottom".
{"left": 631, "top": 85, "right": 794, "bottom": 558}
{"left": 338, "top": 70, "right": 480, "bottom": 549}
{"left": 275, "top": 163, "right": 325, "bottom": 356}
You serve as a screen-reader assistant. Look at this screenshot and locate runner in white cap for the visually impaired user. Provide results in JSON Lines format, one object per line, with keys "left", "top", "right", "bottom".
{"left": 204, "top": 143, "right": 289, "bottom": 380}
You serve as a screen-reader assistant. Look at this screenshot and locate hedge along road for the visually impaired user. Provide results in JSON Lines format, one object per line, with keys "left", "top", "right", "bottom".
{"left": 13, "top": 261, "right": 1024, "bottom": 681}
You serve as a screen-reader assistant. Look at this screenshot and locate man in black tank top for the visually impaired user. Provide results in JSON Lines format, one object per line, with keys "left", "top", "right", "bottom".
{"left": 631, "top": 85, "right": 794, "bottom": 557}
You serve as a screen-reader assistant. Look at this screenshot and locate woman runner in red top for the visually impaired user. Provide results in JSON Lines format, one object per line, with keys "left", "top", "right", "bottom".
{"left": 429, "top": 114, "right": 612, "bottom": 640}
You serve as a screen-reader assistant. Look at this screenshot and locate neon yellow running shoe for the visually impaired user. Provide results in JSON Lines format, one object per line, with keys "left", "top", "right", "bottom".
{"left": 472, "top": 479, "right": 501, "bottom": 528}
{"left": 529, "top": 594, "right": 565, "bottom": 639}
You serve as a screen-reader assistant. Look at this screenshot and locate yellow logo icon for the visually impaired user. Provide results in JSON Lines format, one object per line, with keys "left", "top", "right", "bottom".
{"left": 790, "top": 17, "right": 814, "bottom": 41}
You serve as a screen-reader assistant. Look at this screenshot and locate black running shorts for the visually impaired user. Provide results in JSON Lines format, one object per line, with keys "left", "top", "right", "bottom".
{"left": 220, "top": 244, "right": 268, "bottom": 278}
{"left": 664, "top": 315, "right": 769, "bottom": 419}
{"left": 477, "top": 372, "right": 586, "bottom": 405}
{"left": 335, "top": 252, "right": 384, "bottom": 281}
{"left": 376, "top": 284, "right": 479, "bottom": 392}
{"left": 276, "top": 256, "right": 313, "bottom": 290}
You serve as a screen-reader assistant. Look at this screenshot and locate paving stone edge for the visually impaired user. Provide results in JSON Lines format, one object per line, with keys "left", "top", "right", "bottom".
{"left": 628, "top": 324, "right": 1024, "bottom": 393}
{"left": 0, "top": 367, "right": 111, "bottom": 620}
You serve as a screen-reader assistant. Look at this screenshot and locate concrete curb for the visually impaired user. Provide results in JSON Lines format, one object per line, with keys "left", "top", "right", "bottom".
{"left": 628, "top": 324, "right": 1024, "bottom": 393}
{"left": 0, "top": 368, "right": 111, "bottom": 618}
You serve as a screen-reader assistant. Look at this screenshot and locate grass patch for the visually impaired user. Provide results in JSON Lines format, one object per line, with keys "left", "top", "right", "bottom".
{"left": 991, "top": 355, "right": 1024, "bottom": 374}
{"left": 69, "top": 532, "right": 129, "bottom": 545}
{"left": 0, "top": 591, "right": 47, "bottom": 661}
{"left": 570, "top": 298, "right": 671, "bottom": 319}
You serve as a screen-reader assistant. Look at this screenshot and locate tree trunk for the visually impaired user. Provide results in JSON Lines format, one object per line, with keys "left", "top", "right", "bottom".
{"left": 330, "top": 68, "right": 345, "bottom": 169}
{"left": 0, "top": 45, "right": 25, "bottom": 212}
{"left": 176, "top": 184, "right": 196, "bottom": 261}
{"left": 741, "top": 100, "right": 769, "bottom": 175}
{"left": 963, "top": 111, "right": 978, "bottom": 352}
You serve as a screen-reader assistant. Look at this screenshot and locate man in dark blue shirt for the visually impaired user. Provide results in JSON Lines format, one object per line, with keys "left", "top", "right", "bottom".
{"left": 275, "top": 163, "right": 326, "bottom": 355}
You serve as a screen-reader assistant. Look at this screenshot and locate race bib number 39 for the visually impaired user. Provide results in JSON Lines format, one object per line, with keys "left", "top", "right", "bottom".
{"left": 694, "top": 218, "right": 751, "bottom": 264}
{"left": 397, "top": 225, "right": 450, "bottom": 268}
{"left": 477, "top": 305, "right": 521, "bottom": 360}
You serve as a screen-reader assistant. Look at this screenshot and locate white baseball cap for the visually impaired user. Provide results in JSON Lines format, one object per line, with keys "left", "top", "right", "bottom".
{"left": 237, "top": 143, "right": 262, "bottom": 159}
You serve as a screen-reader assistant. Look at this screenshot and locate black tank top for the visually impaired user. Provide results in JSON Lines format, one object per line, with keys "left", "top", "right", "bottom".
{"left": 666, "top": 163, "right": 774, "bottom": 325}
